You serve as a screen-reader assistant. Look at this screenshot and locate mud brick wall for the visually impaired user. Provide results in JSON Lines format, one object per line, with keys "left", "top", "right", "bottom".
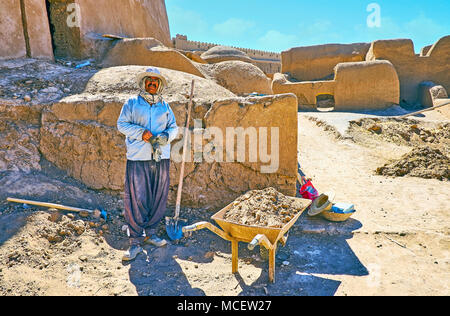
{"left": 0, "top": 0, "right": 53, "bottom": 60}
{"left": 39, "top": 94, "right": 298, "bottom": 209}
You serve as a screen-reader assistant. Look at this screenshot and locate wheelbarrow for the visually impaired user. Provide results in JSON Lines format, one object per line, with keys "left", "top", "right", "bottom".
{"left": 182, "top": 198, "right": 312, "bottom": 283}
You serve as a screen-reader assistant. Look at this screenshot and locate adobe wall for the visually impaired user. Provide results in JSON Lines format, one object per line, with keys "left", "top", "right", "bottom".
{"left": 24, "top": 0, "right": 54, "bottom": 59}
{"left": 272, "top": 73, "right": 335, "bottom": 109}
{"left": 272, "top": 60, "right": 399, "bottom": 110}
{"left": 101, "top": 38, "right": 205, "bottom": 78}
{"left": 0, "top": 0, "right": 53, "bottom": 60}
{"left": 173, "top": 34, "right": 282, "bottom": 74}
{"left": 37, "top": 66, "right": 298, "bottom": 208}
{"left": 46, "top": 0, "right": 82, "bottom": 59}
{"left": 0, "top": 0, "right": 26, "bottom": 59}
{"left": 75, "top": 0, "right": 171, "bottom": 46}
{"left": 366, "top": 36, "right": 450, "bottom": 105}
{"left": 281, "top": 43, "right": 371, "bottom": 81}
{"left": 47, "top": 0, "right": 171, "bottom": 59}
{"left": 333, "top": 60, "right": 400, "bottom": 110}
{"left": 1, "top": 0, "right": 170, "bottom": 61}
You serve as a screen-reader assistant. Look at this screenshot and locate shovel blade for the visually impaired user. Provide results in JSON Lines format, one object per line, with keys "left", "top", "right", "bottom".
{"left": 165, "top": 217, "right": 188, "bottom": 241}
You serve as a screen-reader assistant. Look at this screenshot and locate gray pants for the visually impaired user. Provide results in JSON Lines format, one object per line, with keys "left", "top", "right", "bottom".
{"left": 124, "top": 160, "right": 170, "bottom": 245}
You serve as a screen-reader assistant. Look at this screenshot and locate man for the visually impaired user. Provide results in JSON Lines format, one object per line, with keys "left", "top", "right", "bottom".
{"left": 117, "top": 67, "right": 179, "bottom": 261}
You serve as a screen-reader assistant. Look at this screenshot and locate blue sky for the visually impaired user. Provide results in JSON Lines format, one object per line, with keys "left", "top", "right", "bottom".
{"left": 166, "top": 0, "right": 449, "bottom": 53}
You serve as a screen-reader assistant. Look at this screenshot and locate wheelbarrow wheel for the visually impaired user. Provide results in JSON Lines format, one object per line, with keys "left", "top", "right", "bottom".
{"left": 259, "top": 244, "right": 282, "bottom": 262}
{"left": 259, "top": 246, "right": 270, "bottom": 261}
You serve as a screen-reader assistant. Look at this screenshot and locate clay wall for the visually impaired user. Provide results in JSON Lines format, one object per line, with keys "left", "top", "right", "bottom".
{"left": 273, "top": 60, "right": 400, "bottom": 110}
{"left": 1, "top": 0, "right": 170, "bottom": 61}
{"left": 74, "top": 0, "right": 171, "bottom": 46}
{"left": 173, "top": 34, "right": 281, "bottom": 74}
{"left": 32, "top": 66, "right": 298, "bottom": 208}
{"left": 366, "top": 36, "right": 450, "bottom": 105}
{"left": 0, "top": 0, "right": 53, "bottom": 60}
{"left": 333, "top": 61, "right": 400, "bottom": 110}
{"left": 281, "top": 43, "right": 371, "bottom": 81}
{"left": 272, "top": 73, "right": 335, "bottom": 108}
{"left": 38, "top": 95, "right": 298, "bottom": 208}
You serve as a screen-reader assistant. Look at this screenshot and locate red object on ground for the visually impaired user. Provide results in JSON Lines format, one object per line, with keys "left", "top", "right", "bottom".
{"left": 299, "top": 177, "right": 319, "bottom": 201}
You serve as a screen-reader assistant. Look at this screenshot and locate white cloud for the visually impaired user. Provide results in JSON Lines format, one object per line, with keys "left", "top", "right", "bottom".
{"left": 404, "top": 13, "right": 445, "bottom": 39}
{"left": 167, "top": 5, "right": 209, "bottom": 37}
{"left": 258, "top": 30, "right": 299, "bottom": 51}
{"left": 297, "top": 19, "right": 343, "bottom": 45}
{"left": 354, "top": 13, "right": 446, "bottom": 51}
{"left": 213, "top": 18, "right": 255, "bottom": 38}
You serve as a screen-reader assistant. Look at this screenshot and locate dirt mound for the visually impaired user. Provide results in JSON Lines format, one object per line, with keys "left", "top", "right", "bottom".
{"left": 349, "top": 118, "right": 450, "bottom": 152}
{"left": 1, "top": 210, "right": 107, "bottom": 270}
{"left": 376, "top": 146, "right": 450, "bottom": 181}
{"left": 223, "top": 188, "right": 308, "bottom": 228}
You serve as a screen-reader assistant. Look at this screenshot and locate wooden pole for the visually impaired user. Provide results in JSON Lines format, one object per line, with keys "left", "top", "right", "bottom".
{"left": 7, "top": 197, "right": 93, "bottom": 213}
{"left": 397, "top": 101, "right": 450, "bottom": 119}
{"left": 174, "top": 80, "right": 195, "bottom": 220}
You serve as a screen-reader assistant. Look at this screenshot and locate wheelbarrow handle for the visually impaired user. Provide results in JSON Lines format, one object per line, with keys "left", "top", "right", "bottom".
{"left": 182, "top": 221, "right": 234, "bottom": 242}
{"left": 248, "top": 234, "right": 265, "bottom": 251}
{"left": 182, "top": 222, "right": 209, "bottom": 233}
{"left": 248, "top": 234, "right": 276, "bottom": 251}
{"left": 248, "top": 238, "right": 259, "bottom": 251}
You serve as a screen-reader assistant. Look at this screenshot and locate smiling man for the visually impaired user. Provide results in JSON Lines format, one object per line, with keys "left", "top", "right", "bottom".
{"left": 117, "top": 67, "right": 179, "bottom": 261}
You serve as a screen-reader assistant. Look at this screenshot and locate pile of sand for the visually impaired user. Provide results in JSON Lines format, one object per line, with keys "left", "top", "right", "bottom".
{"left": 349, "top": 118, "right": 450, "bottom": 150}
{"left": 376, "top": 146, "right": 450, "bottom": 181}
{"left": 223, "top": 187, "right": 307, "bottom": 228}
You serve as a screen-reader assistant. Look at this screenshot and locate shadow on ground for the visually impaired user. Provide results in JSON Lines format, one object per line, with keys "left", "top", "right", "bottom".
{"left": 0, "top": 167, "right": 368, "bottom": 296}
{"left": 105, "top": 207, "right": 368, "bottom": 296}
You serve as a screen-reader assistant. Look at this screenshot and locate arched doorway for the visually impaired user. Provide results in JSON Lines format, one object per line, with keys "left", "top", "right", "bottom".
{"left": 316, "top": 94, "right": 335, "bottom": 112}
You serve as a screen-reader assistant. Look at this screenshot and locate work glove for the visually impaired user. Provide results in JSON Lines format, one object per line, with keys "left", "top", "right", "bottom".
{"left": 150, "top": 132, "right": 169, "bottom": 162}
{"left": 152, "top": 144, "right": 162, "bottom": 162}
{"left": 150, "top": 132, "right": 169, "bottom": 146}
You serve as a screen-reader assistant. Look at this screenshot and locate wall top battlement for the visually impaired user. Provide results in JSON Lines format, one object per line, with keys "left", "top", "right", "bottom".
{"left": 173, "top": 34, "right": 281, "bottom": 61}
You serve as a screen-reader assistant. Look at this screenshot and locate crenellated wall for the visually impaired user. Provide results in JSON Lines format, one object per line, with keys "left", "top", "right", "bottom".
{"left": 173, "top": 34, "right": 281, "bottom": 74}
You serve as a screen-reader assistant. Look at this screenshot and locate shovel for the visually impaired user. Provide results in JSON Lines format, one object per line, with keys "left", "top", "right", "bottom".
{"left": 166, "top": 79, "right": 195, "bottom": 241}
{"left": 6, "top": 197, "right": 108, "bottom": 220}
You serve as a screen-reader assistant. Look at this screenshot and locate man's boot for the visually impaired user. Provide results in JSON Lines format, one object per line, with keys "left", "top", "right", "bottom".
{"left": 144, "top": 235, "right": 168, "bottom": 247}
{"left": 122, "top": 244, "right": 143, "bottom": 262}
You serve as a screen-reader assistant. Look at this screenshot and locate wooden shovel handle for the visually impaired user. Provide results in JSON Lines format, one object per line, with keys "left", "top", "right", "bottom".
{"left": 174, "top": 80, "right": 195, "bottom": 218}
{"left": 6, "top": 197, "right": 93, "bottom": 213}
{"left": 397, "top": 101, "right": 450, "bottom": 119}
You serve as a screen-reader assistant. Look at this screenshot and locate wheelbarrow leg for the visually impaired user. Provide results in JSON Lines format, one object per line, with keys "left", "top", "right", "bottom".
{"left": 248, "top": 234, "right": 278, "bottom": 283}
{"left": 183, "top": 222, "right": 239, "bottom": 274}
{"left": 269, "top": 244, "right": 277, "bottom": 283}
{"left": 232, "top": 239, "right": 239, "bottom": 274}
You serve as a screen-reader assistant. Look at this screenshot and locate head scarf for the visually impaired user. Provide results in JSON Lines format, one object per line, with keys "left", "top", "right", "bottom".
{"left": 136, "top": 67, "right": 167, "bottom": 105}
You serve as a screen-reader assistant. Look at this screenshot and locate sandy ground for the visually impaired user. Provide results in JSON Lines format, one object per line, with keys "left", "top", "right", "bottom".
{"left": 0, "top": 110, "right": 449, "bottom": 296}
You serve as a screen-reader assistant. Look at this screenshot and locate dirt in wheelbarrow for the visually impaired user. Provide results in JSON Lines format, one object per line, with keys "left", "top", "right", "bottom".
{"left": 223, "top": 188, "right": 309, "bottom": 228}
